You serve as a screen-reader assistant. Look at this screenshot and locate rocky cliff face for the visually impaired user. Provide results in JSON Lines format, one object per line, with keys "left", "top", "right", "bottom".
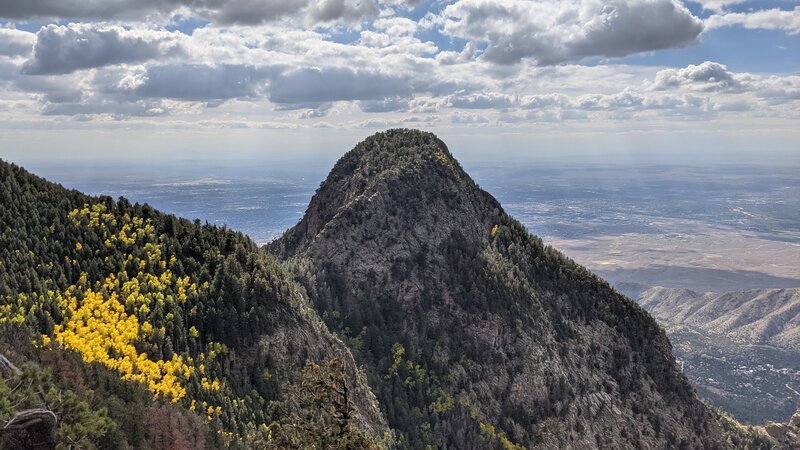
{"left": 269, "top": 129, "right": 726, "bottom": 448}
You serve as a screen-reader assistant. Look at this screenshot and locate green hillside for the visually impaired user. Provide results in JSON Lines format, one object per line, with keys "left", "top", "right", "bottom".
{"left": 0, "top": 159, "right": 385, "bottom": 449}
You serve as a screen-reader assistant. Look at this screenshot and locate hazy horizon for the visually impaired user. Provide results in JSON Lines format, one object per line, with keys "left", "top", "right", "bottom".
{"left": 6, "top": 145, "right": 797, "bottom": 296}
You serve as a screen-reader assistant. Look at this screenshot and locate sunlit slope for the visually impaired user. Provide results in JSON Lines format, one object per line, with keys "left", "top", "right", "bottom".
{"left": 0, "top": 159, "right": 386, "bottom": 449}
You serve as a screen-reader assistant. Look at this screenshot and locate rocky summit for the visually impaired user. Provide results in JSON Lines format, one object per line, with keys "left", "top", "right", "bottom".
{"left": 269, "top": 129, "right": 735, "bottom": 449}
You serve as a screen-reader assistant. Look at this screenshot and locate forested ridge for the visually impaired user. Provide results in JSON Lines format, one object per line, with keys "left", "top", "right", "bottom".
{"left": 0, "top": 159, "right": 385, "bottom": 449}
{"left": 269, "top": 129, "right": 772, "bottom": 449}
{"left": 0, "top": 129, "right": 780, "bottom": 449}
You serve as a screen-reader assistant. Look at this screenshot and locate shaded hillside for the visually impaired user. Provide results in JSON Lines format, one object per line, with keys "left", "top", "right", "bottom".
{"left": 0, "top": 159, "right": 386, "bottom": 448}
{"left": 637, "top": 286, "right": 800, "bottom": 425}
{"left": 661, "top": 323, "right": 800, "bottom": 425}
{"left": 639, "top": 287, "right": 800, "bottom": 352}
{"left": 268, "top": 129, "right": 732, "bottom": 449}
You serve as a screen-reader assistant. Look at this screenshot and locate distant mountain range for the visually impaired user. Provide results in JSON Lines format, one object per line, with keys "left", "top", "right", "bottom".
{"left": 0, "top": 129, "right": 790, "bottom": 448}
{"left": 636, "top": 286, "right": 800, "bottom": 425}
{"left": 640, "top": 287, "right": 800, "bottom": 352}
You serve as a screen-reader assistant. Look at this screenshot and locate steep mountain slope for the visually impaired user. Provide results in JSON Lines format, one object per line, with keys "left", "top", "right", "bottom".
{"left": 268, "top": 129, "right": 731, "bottom": 449}
{"left": 0, "top": 159, "right": 386, "bottom": 448}
{"left": 639, "top": 287, "right": 800, "bottom": 351}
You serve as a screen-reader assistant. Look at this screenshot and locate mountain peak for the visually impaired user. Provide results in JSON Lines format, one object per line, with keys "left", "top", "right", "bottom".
{"left": 339, "top": 129, "right": 454, "bottom": 171}
{"left": 270, "top": 129, "right": 502, "bottom": 259}
{"left": 324, "top": 128, "right": 468, "bottom": 196}
{"left": 269, "top": 131, "right": 728, "bottom": 448}
{"left": 348, "top": 128, "right": 450, "bottom": 158}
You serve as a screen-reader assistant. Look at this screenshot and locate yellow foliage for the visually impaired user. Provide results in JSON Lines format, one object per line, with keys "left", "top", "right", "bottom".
{"left": 38, "top": 205, "right": 220, "bottom": 404}
{"left": 201, "top": 377, "right": 222, "bottom": 391}
{"left": 388, "top": 343, "right": 405, "bottom": 377}
{"left": 477, "top": 419, "right": 524, "bottom": 450}
{"left": 435, "top": 151, "right": 451, "bottom": 166}
{"left": 53, "top": 283, "right": 192, "bottom": 402}
{"left": 429, "top": 391, "right": 454, "bottom": 413}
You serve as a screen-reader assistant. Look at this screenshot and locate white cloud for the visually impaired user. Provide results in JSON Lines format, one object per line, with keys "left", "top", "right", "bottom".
{"left": 358, "top": 30, "right": 437, "bottom": 54}
{"left": 705, "top": 7, "right": 800, "bottom": 34}
{"left": 0, "top": 0, "right": 168, "bottom": 21}
{"left": 0, "top": 15, "right": 795, "bottom": 133}
{"left": 267, "top": 66, "right": 413, "bottom": 107}
{"left": 650, "top": 61, "right": 746, "bottom": 91}
{"left": 358, "top": 96, "right": 410, "bottom": 112}
{"left": 0, "top": 28, "right": 35, "bottom": 56}
{"left": 41, "top": 97, "right": 168, "bottom": 118}
{"left": 520, "top": 93, "right": 570, "bottom": 109}
{"left": 435, "top": 42, "right": 477, "bottom": 65}
{"left": 308, "top": 0, "right": 378, "bottom": 23}
{"left": 754, "top": 75, "right": 800, "bottom": 104}
{"left": 577, "top": 89, "right": 645, "bottom": 110}
{"left": 23, "top": 24, "right": 183, "bottom": 75}
{"left": 194, "top": 0, "right": 308, "bottom": 25}
{"left": 0, "top": 0, "right": 379, "bottom": 25}
{"left": 447, "top": 92, "right": 513, "bottom": 109}
{"left": 372, "top": 16, "right": 416, "bottom": 35}
{"left": 440, "top": 0, "right": 703, "bottom": 65}
{"left": 130, "top": 64, "right": 273, "bottom": 100}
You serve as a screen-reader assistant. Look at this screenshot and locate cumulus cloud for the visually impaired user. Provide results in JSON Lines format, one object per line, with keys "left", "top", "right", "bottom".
{"left": 0, "top": 0, "right": 165, "bottom": 21}
{"left": 447, "top": 92, "right": 513, "bottom": 109}
{"left": 358, "top": 30, "right": 436, "bottom": 54}
{"left": 296, "top": 104, "right": 332, "bottom": 118}
{"left": 194, "top": 0, "right": 308, "bottom": 25}
{"left": 22, "top": 24, "right": 183, "bottom": 75}
{"left": 131, "top": 64, "right": 273, "bottom": 100}
{"left": 0, "top": 0, "right": 378, "bottom": 25}
{"left": 520, "top": 93, "right": 570, "bottom": 109}
{"left": 435, "top": 42, "right": 477, "bottom": 65}
{"left": 372, "top": 17, "right": 417, "bottom": 36}
{"left": 309, "top": 0, "right": 378, "bottom": 23}
{"left": 705, "top": 7, "right": 800, "bottom": 34}
{"left": 358, "top": 96, "right": 410, "bottom": 112}
{"left": 268, "top": 66, "right": 412, "bottom": 107}
{"left": 41, "top": 97, "right": 168, "bottom": 118}
{"left": 650, "top": 61, "right": 745, "bottom": 91}
{"left": 577, "top": 89, "right": 645, "bottom": 110}
{"left": 12, "top": 72, "right": 87, "bottom": 102}
{"left": 754, "top": 75, "right": 800, "bottom": 104}
{"left": 0, "top": 28, "right": 36, "bottom": 56}
{"left": 440, "top": 0, "right": 703, "bottom": 65}
{"left": 0, "top": 10, "right": 795, "bottom": 128}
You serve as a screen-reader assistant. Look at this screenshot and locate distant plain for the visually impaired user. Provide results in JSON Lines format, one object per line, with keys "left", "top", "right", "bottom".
{"left": 22, "top": 156, "right": 800, "bottom": 294}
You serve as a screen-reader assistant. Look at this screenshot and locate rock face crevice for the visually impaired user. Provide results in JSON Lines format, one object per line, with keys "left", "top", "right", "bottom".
{"left": 269, "top": 129, "right": 725, "bottom": 448}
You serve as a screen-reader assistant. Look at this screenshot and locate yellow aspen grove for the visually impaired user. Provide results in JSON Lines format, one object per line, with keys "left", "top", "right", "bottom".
{"left": 53, "top": 280, "right": 193, "bottom": 401}
{"left": 41, "top": 205, "right": 217, "bottom": 403}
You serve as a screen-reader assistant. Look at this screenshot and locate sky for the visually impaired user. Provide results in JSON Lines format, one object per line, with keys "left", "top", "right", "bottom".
{"left": 0, "top": 0, "right": 798, "bottom": 162}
